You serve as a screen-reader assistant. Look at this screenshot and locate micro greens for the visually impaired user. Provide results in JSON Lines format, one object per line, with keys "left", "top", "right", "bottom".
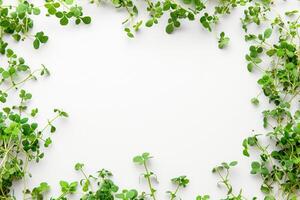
{"left": 1, "top": 0, "right": 300, "bottom": 199}
{"left": 22, "top": 153, "right": 246, "bottom": 200}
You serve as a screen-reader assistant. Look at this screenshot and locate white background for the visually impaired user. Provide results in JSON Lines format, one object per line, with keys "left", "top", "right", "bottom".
{"left": 10, "top": 1, "right": 293, "bottom": 199}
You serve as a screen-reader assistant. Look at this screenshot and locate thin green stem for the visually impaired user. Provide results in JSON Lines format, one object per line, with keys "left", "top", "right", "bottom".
{"left": 143, "top": 162, "right": 157, "bottom": 200}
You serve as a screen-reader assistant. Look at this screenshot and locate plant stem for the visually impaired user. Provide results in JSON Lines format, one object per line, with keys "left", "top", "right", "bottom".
{"left": 170, "top": 185, "right": 180, "bottom": 200}
{"left": 143, "top": 162, "right": 157, "bottom": 200}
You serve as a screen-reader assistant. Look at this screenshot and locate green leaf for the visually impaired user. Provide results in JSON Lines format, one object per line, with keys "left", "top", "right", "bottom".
{"left": 145, "top": 19, "right": 154, "bottom": 27}
{"left": 251, "top": 97, "right": 259, "bottom": 105}
{"left": 247, "top": 63, "right": 254, "bottom": 72}
{"left": 133, "top": 156, "right": 144, "bottom": 164}
{"left": 251, "top": 161, "right": 261, "bottom": 174}
{"left": 12, "top": 34, "right": 21, "bottom": 41}
{"left": 74, "top": 163, "right": 84, "bottom": 171}
{"left": 60, "top": 17, "right": 69, "bottom": 26}
{"left": 50, "top": 125, "right": 56, "bottom": 133}
{"left": 218, "top": 32, "right": 230, "bottom": 49}
{"left": 285, "top": 10, "right": 298, "bottom": 16}
{"left": 229, "top": 161, "right": 238, "bottom": 166}
{"left": 33, "top": 7, "right": 41, "bottom": 15}
{"left": 127, "top": 32, "right": 134, "bottom": 38}
{"left": 2, "top": 71, "right": 9, "bottom": 79}
{"left": 16, "top": 3, "right": 28, "bottom": 14}
{"left": 127, "top": 189, "right": 138, "bottom": 198}
{"left": 264, "top": 28, "right": 272, "bottom": 39}
{"left": 33, "top": 39, "right": 40, "bottom": 49}
{"left": 264, "top": 195, "right": 276, "bottom": 200}
{"left": 59, "top": 181, "right": 69, "bottom": 192}
{"left": 44, "top": 137, "right": 52, "bottom": 147}
{"left": 166, "top": 24, "right": 174, "bottom": 34}
{"left": 64, "top": 0, "right": 74, "bottom": 5}
{"left": 82, "top": 16, "right": 91, "bottom": 24}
